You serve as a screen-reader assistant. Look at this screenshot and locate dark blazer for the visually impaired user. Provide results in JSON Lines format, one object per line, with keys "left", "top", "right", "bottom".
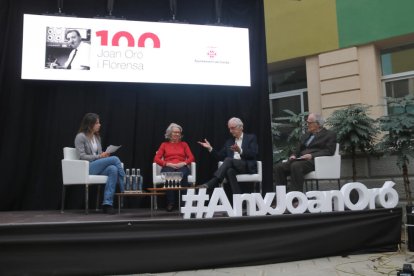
{"left": 211, "top": 133, "right": 258, "bottom": 173}
{"left": 294, "top": 128, "right": 337, "bottom": 159}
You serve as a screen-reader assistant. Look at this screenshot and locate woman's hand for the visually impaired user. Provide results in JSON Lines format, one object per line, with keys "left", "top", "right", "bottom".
{"left": 100, "top": 152, "right": 110, "bottom": 158}
{"left": 165, "top": 162, "right": 186, "bottom": 169}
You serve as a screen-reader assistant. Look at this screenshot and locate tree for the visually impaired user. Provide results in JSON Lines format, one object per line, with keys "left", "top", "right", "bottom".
{"left": 326, "top": 105, "right": 379, "bottom": 181}
{"left": 377, "top": 95, "right": 414, "bottom": 205}
{"left": 271, "top": 110, "right": 308, "bottom": 163}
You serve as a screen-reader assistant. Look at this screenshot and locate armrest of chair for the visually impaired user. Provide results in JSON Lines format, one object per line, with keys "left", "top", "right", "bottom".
{"left": 256, "top": 161, "right": 263, "bottom": 181}
{"left": 219, "top": 160, "right": 262, "bottom": 179}
{"left": 152, "top": 162, "right": 163, "bottom": 185}
{"left": 314, "top": 155, "right": 341, "bottom": 179}
{"left": 62, "top": 159, "right": 90, "bottom": 184}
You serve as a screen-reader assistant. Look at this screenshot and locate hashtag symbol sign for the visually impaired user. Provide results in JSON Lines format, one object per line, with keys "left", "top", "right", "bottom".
{"left": 181, "top": 188, "right": 209, "bottom": 219}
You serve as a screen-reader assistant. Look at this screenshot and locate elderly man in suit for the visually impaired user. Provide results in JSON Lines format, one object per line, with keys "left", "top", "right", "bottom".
{"left": 274, "top": 113, "right": 337, "bottom": 192}
{"left": 198, "top": 117, "right": 258, "bottom": 194}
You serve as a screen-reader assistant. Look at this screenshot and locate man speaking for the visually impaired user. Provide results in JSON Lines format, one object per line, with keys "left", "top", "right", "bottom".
{"left": 198, "top": 117, "right": 258, "bottom": 195}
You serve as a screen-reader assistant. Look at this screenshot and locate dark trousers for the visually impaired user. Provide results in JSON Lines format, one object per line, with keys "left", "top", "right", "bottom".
{"left": 273, "top": 160, "right": 314, "bottom": 192}
{"left": 214, "top": 157, "right": 248, "bottom": 194}
{"left": 161, "top": 166, "right": 190, "bottom": 205}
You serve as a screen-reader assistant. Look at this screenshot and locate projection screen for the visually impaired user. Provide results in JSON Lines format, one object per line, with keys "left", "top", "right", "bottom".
{"left": 21, "top": 14, "right": 251, "bottom": 86}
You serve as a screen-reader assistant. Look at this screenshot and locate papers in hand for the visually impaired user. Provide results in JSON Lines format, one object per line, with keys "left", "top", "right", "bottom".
{"left": 105, "top": 145, "right": 121, "bottom": 154}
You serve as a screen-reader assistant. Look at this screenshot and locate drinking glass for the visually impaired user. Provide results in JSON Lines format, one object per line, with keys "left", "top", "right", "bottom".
{"left": 164, "top": 172, "right": 170, "bottom": 188}
{"left": 168, "top": 172, "right": 174, "bottom": 188}
{"left": 171, "top": 172, "right": 177, "bottom": 187}
{"left": 177, "top": 172, "right": 183, "bottom": 187}
{"left": 160, "top": 172, "right": 166, "bottom": 188}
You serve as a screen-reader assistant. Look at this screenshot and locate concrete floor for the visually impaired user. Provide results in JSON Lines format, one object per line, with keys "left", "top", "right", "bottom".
{"left": 142, "top": 250, "right": 413, "bottom": 276}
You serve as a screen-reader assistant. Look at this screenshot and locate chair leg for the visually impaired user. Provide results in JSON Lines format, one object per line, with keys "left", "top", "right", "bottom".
{"left": 316, "top": 180, "right": 319, "bottom": 190}
{"left": 61, "top": 186, "right": 66, "bottom": 213}
{"left": 96, "top": 185, "right": 101, "bottom": 211}
{"left": 337, "top": 179, "right": 341, "bottom": 190}
{"left": 85, "top": 184, "right": 89, "bottom": 214}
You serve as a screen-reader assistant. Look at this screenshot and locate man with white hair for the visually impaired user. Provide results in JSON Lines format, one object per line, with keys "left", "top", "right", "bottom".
{"left": 198, "top": 117, "right": 258, "bottom": 194}
{"left": 273, "top": 112, "right": 337, "bottom": 192}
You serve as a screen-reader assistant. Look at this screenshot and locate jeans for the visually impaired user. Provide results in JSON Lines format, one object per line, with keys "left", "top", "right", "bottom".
{"left": 90, "top": 156, "right": 125, "bottom": 206}
{"left": 160, "top": 166, "right": 190, "bottom": 205}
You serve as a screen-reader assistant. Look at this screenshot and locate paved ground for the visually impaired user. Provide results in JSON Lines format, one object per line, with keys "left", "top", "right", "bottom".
{"left": 140, "top": 250, "right": 413, "bottom": 276}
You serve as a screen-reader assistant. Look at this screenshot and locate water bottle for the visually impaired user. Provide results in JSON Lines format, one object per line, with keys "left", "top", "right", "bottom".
{"left": 125, "top": 169, "right": 130, "bottom": 191}
{"left": 131, "top": 168, "right": 137, "bottom": 191}
{"left": 137, "top": 169, "right": 143, "bottom": 192}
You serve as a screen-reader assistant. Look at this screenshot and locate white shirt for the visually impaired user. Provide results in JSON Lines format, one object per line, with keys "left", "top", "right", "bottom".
{"left": 91, "top": 136, "right": 98, "bottom": 155}
{"left": 65, "top": 41, "right": 91, "bottom": 70}
{"left": 233, "top": 134, "right": 243, "bottom": 159}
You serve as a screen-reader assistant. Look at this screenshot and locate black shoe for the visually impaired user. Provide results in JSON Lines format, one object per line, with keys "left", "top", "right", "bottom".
{"left": 166, "top": 203, "right": 174, "bottom": 212}
{"left": 197, "top": 184, "right": 209, "bottom": 189}
{"left": 197, "top": 177, "right": 220, "bottom": 190}
{"left": 103, "top": 204, "right": 116, "bottom": 215}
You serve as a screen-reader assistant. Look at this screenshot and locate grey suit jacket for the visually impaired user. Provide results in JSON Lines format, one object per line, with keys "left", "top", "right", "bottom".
{"left": 74, "top": 132, "right": 103, "bottom": 161}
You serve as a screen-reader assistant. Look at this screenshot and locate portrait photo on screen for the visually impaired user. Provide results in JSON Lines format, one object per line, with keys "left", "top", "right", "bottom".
{"left": 45, "top": 27, "right": 91, "bottom": 70}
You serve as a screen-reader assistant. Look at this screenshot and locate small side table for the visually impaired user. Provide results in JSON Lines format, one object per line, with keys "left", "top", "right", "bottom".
{"left": 147, "top": 186, "right": 199, "bottom": 212}
{"left": 115, "top": 191, "right": 165, "bottom": 216}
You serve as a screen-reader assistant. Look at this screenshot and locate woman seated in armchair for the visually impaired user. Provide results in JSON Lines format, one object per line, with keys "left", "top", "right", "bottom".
{"left": 154, "top": 123, "right": 194, "bottom": 212}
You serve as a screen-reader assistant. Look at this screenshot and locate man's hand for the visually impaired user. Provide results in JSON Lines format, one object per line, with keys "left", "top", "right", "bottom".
{"left": 49, "top": 59, "right": 59, "bottom": 69}
{"left": 198, "top": 139, "right": 212, "bottom": 151}
{"left": 230, "top": 143, "right": 241, "bottom": 153}
{"left": 299, "top": 154, "right": 312, "bottom": 160}
{"left": 288, "top": 155, "right": 296, "bottom": 161}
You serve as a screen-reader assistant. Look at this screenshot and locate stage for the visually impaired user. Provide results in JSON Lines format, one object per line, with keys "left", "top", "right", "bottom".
{"left": 0, "top": 207, "right": 402, "bottom": 275}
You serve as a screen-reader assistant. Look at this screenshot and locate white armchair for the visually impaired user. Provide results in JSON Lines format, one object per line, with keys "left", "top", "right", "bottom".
{"left": 304, "top": 143, "right": 341, "bottom": 191}
{"left": 61, "top": 147, "right": 108, "bottom": 214}
{"left": 218, "top": 160, "right": 263, "bottom": 194}
{"left": 152, "top": 162, "right": 196, "bottom": 209}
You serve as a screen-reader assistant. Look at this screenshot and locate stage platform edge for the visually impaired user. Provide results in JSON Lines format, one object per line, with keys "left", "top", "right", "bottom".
{"left": 0, "top": 207, "right": 402, "bottom": 275}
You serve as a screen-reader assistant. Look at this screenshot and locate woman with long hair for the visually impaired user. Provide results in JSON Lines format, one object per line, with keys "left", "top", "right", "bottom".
{"left": 74, "top": 113, "right": 125, "bottom": 214}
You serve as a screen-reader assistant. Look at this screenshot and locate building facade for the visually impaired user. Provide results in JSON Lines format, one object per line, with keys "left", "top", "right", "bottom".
{"left": 264, "top": 0, "right": 414, "bottom": 193}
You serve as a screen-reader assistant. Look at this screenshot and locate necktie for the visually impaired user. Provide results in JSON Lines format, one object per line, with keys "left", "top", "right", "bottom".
{"left": 305, "top": 134, "right": 315, "bottom": 147}
{"left": 67, "top": 49, "right": 77, "bottom": 69}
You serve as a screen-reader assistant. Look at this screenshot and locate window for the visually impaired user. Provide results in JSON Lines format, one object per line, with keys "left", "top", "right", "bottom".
{"left": 381, "top": 44, "right": 414, "bottom": 114}
{"left": 268, "top": 66, "right": 308, "bottom": 162}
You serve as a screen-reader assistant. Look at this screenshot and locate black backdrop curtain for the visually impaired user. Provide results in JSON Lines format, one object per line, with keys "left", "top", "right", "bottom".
{"left": 0, "top": 0, "right": 271, "bottom": 211}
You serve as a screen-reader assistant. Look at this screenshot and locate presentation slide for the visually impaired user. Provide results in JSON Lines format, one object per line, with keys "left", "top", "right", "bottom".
{"left": 21, "top": 14, "right": 251, "bottom": 86}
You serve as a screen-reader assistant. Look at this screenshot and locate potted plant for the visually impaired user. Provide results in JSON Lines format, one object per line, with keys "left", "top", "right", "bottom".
{"left": 377, "top": 95, "right": 414, "bottom": 250}
{"left": 271, "top": 110, "right": 308, "bottom": 163}
{"left": 377, "top": 95, "right": 414, "bottom": 205}
{"left": 326, "top": 104, "right": 379, "bottom": 182}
